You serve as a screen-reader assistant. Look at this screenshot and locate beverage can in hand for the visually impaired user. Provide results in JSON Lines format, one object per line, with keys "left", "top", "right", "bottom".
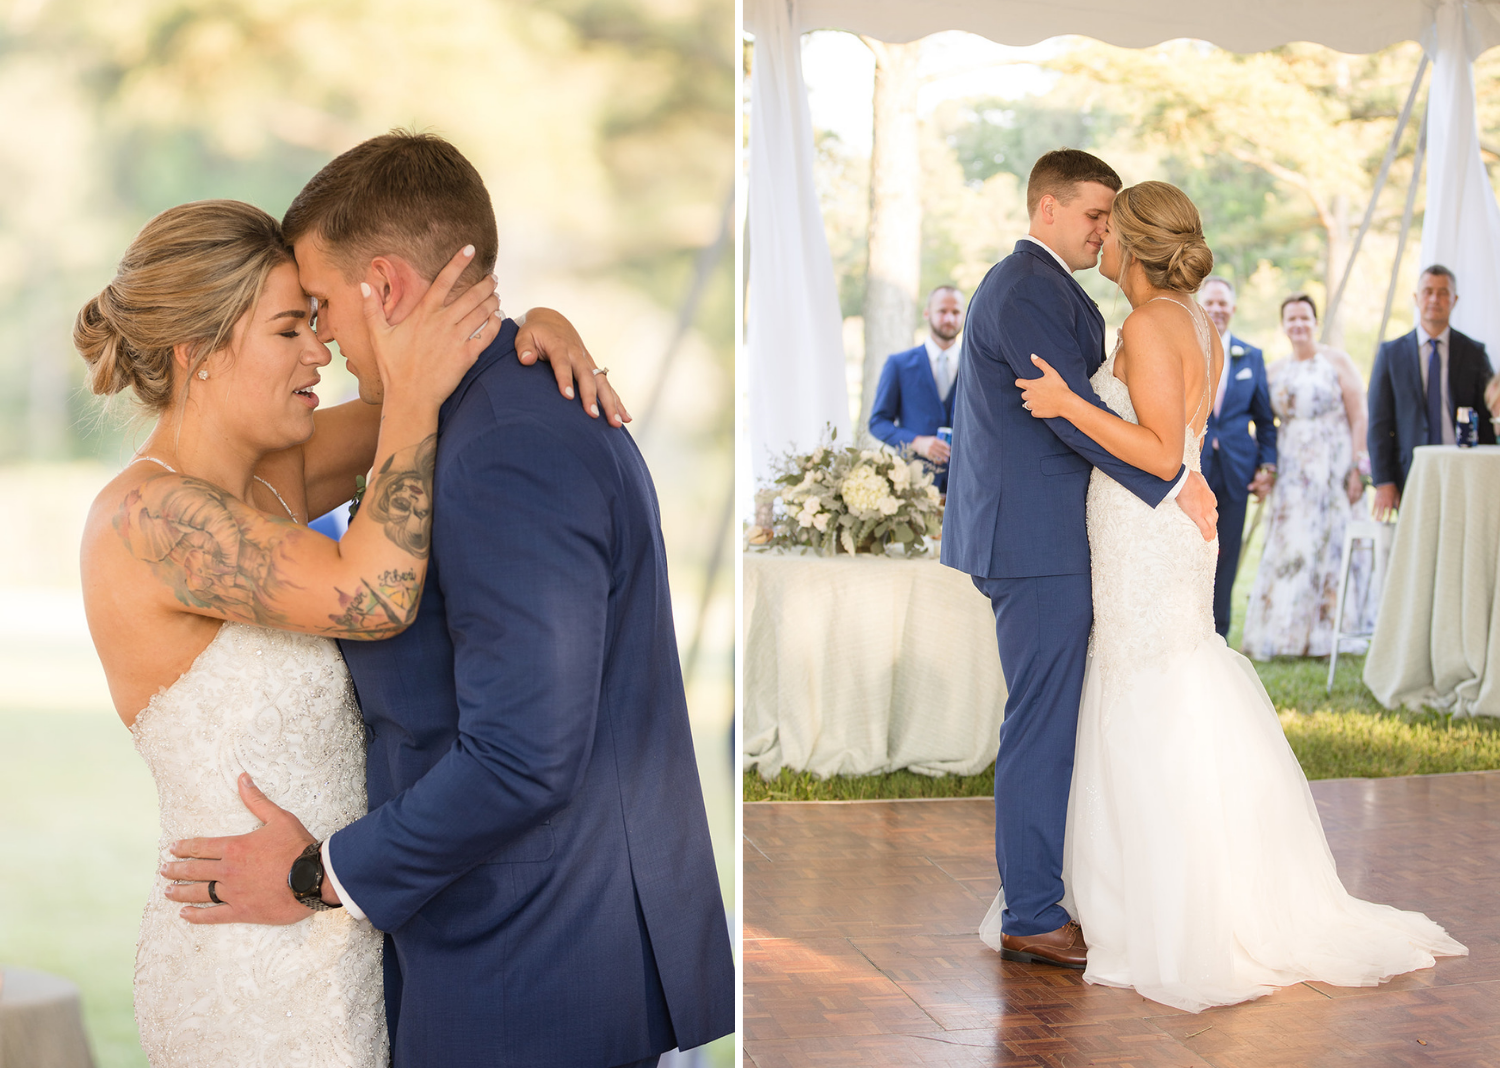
{"left": 1457, "top": 407, "right": 1479, "bottom": 448}
{"left": 936, "top": 426, "right": 952, "bottom": 466}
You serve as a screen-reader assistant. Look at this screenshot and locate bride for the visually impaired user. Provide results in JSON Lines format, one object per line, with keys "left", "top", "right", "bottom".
{"left": 989, "top": 180, "right": 1466, "bottom": 1012}
{"left": 75, "top": 199, "right": 613, "bottom": 1064}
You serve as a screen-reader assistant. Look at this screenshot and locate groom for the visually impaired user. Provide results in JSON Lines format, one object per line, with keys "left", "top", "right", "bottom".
{"left": 942, "top": 149, "right": 1217, "bottom": 967}
{"left": 165, "top": 133, "right": 734, "bottom": 1066}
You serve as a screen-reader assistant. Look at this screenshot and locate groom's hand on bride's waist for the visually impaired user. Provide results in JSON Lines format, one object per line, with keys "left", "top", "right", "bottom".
{"left": 1176, "top": 471, "right": 1219, "bottom": 542}
{"left": 161, "top": 773, "right": 335, "bottom": 926}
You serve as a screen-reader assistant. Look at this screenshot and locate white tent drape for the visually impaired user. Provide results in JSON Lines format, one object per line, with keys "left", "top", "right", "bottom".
{"left": 742, "top": 0, "right": 1500, "bottom": 482}
{"left": 1421, "top": 0, "right": 1500, "bottom": 365}
{"left": 745, "top": 0, "right": 851, "bottom": 484}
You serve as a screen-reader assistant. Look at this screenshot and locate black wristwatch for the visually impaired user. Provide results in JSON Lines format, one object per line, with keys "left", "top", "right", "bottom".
{"left": 288, "top": 841, "right": 342, "bottom": 911}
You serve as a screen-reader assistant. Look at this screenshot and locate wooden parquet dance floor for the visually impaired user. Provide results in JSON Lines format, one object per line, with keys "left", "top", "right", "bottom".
{"left": 744, "top": 772, "right": 1500, "bottom": 1068}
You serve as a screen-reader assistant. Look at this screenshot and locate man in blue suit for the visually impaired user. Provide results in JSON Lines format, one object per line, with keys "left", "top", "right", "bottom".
{"left": 1369, "top": 264, "right": 1495, "bottom": 520}
{"left": 868, "top": 285, "right": 965, "bottom": 490}
{"left": 1198, "top": 275, "right": 1277, "bottom": 637}
{"left": 170, "top": 133, "right": 734, "bottom": 1067}
{"left": 943, "top": 149, "right": 1217, "bottom": 969}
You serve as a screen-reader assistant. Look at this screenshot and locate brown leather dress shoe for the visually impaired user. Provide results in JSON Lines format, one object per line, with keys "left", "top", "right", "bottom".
{"left": 998, "top": 920, "right": 1087, "bottom": 970}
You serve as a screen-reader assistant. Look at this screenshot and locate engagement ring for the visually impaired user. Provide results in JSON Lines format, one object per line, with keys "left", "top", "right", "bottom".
{"left": 592, "top": 367, "right": 609, "bottom": 376}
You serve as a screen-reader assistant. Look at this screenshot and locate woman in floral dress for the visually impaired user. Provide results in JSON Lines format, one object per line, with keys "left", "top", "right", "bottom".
{"left": 1241, "top": 294, "right": 1370, "bottom": 659}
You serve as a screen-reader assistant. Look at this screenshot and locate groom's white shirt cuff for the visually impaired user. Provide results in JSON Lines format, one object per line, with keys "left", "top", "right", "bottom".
{"left": 1019, "top": 236, "right": 1189, "bottom": 501}
{"left": 321, "top": 837, "right": 368, "bottom": 922}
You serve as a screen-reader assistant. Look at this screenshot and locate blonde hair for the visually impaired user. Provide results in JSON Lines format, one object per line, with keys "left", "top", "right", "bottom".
{"left": 1110, "top": 181, "right": 1213, "bottom": 293}
{"left": 74, "top": 200, "right": 293, "bottom": 413}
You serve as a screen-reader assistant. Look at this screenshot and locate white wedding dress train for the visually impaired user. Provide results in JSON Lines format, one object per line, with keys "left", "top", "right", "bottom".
{"left": 131, "top": 622, "right": 386, "bottom": 1066}
{"left": 980, "top": 300, "right": 1465, "bottom": 1012}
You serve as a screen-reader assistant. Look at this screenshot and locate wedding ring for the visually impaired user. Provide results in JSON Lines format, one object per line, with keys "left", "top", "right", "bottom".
{"left": 591, "top": 367, "right": 609, "bottom": 376}
{"left": 1022, "top": 401, "right": 1033, "bottom": 411}
{"left": 207, "top": 881, "right": 222, "bottom": 905}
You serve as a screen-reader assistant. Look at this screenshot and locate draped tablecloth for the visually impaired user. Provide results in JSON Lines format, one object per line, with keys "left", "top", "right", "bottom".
{"left": 743, "top": 550, "right": 1006, "bottom": 778}
{"left": 0, "top": 967, "right": 95, "bottom": 1068}
{"left": 1364, "top": 445, "right": 1500, "bottom": 717}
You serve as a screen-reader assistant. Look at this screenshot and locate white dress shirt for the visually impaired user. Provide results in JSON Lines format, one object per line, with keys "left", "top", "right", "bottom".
{"left": 1418, "top": 325, "right": 1455, "bottom": 445}
{"left": 1213, "top": 323, "right": 1233, "bottom": 418}
{"left": 925, "top": 335, "right": 960, "bottom": 400}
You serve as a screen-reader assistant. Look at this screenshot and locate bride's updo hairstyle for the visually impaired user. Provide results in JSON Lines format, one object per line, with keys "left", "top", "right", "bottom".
{"left": 75, "top": 200, "right": 293, "bottom": 412}
{"left": 1110, "top": 181, "right": 1214, "bottom": 294}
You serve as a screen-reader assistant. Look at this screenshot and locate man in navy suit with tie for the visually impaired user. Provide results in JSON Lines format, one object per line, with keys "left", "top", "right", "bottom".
{"left": 943, "top": 150, "right": 1218, "bottom": 970}
{"left": 868, "top": 286, "right": 965, "bottom": 490}
{"left": 1369, "top": 264, "right": 1495, "bottom": 520}
{"left": 1198, "top": 276, "right": 1277, "bottom": 637}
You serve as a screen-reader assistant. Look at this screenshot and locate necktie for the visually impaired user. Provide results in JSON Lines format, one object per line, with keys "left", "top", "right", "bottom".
{"left": 1426, "top": 337, "right": 1445, "bottom": 445}
{"left": 936, "top": 350, "right": 951, "bottom": 399}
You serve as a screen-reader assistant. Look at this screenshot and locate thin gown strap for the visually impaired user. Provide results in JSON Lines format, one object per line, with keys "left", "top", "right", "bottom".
{"left": 252, "top": 475, "right": 299, "bottom": 524}
{"left": 128, "top": 456, "right": 299, "bottom": 524}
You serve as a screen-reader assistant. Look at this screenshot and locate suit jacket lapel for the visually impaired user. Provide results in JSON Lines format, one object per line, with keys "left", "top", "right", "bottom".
{"left": 1015, "top": 239, "right": 1105, "bottom": 372}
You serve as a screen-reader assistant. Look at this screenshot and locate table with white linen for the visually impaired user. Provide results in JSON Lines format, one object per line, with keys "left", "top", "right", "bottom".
{"left": 743, "top": 549, "right": 1007, "bottom": 778}
{"left": 1364, "top": 445, "right": 1500, "bottom": 717}
{"left": 0, "top": 967, "right": 95, "bottom": 1068}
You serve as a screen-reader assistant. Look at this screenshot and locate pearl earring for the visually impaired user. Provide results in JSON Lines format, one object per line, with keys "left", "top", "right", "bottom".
{"left": 197, "top": 369, "right": 208, "bottom": 380}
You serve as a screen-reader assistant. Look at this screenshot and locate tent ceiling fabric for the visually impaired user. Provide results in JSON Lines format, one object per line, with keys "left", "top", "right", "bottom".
{"left": 769, "top": 0, "right": 1500, "bottom": 54}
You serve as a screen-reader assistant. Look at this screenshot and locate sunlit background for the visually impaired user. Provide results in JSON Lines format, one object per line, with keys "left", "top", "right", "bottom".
{"left": 781, "top": 30, "right": 1500, "bottom": 424}
{"left": 0, "top": 1, "right": 733, "bottom": 1064}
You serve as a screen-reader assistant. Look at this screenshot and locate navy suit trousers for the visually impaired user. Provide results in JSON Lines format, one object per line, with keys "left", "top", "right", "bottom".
{"left": 973, "top": 572, "right": 1092, "bottom": 936}
{"left": 1202, "top": 451, "right": 1249, "bottom": 639}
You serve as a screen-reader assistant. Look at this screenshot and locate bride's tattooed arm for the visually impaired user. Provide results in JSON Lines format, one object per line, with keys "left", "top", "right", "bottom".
{"left": 114, "top": 435, "right": 440, "bottom": 639}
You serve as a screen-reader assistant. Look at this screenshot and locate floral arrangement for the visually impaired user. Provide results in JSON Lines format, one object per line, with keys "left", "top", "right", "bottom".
{"left": 745, "top": 429, "right": 943, "bottom": 555}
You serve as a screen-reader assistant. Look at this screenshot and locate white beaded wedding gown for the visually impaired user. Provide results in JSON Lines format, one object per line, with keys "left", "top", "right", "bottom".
{"left": 131, "top": 621, "right": 386, "bottom": 1066}
{"left": 980, "top": 297, "right": 1466, "bottom": 1013}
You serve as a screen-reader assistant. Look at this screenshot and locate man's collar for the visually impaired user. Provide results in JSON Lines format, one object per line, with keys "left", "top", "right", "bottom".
{"left": 1418, "top": 323, "right": 1451, "bottom": 348}
{"left": 925, "top": 335, "right": 959, "bottom": 362}
{"left": 1019, "top": 235, "right": 1074, "bottom": 277}
{"left": 440, "top": 318, "right": 519, "bottom": 426}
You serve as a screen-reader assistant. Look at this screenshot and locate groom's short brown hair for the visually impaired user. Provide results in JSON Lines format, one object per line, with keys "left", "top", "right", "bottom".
{"left": 1026, "top": 149, "right": 1122, "bottom": 217}
{"left": 282, "top": 130, "right": 497, "bottom": 287}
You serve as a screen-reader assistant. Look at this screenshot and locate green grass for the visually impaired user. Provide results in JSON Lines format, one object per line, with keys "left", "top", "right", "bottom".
{"left": 745, "top": 517, "right": 1500, "bottom": 801}
{"left": 744, "top": 654, "right": 1500, "bottom": 801}
{"left": 0, "top": 708, "right": 158, "bottom": 1068}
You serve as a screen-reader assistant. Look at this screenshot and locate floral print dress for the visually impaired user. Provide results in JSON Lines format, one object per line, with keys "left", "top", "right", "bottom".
{"left": 1241, "top": 352, "right": 1370, "bottom": 659}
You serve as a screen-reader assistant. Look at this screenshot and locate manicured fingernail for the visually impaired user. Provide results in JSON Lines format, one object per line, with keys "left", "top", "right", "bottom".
{"left": 590, "top": 403, "right": 599, "bottom": 417}
{"left": 462, "top": 244, "right": 475, "bottom": 257}
{"left": 360, "top": 282, "right": 371, "bottom": 297}
{"left": 520, "top": 350, "right": 532, "bottom": 361}
{"left": 565, "top": 386, "right": 575, "bottom": 399}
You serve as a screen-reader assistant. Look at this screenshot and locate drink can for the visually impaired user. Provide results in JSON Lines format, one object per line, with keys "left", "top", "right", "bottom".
{"left": 936, "top": 426, "right": 952, "bottom": 446}
{"left": 1457, "top": 407, "right": 1479, "bottom": 448}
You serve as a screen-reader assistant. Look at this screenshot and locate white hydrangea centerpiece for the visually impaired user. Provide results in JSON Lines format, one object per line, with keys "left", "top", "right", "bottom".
{"left": 745, "top": 426, "right": 945, "bottom": 555}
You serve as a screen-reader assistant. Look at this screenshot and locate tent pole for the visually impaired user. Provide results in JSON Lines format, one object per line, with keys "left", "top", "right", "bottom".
{"left": 1377, "top": 107, "right": 1428, "bottom": 347}
{"left": 1322, "top": 53, "right": 1430, "bottom": 341}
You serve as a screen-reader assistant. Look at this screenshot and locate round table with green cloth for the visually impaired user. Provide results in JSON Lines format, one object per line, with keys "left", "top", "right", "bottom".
{"left": 1364, "top": 445, "right": 1500, "bottom": 717}
{"left": 742, "top": 549, "right": 1007, "bottom": 778}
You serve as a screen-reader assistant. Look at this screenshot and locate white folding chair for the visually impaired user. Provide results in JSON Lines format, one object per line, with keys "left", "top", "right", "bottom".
{"left": 1327, "top": 517, "right": 1394, "bottom": 692}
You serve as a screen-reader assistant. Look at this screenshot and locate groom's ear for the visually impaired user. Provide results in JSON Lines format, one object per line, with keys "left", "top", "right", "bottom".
{"left": 367, "top": 255, "right": 424, "bottom": 326}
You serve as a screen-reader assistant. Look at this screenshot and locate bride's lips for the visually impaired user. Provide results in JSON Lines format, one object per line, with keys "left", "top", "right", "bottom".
{"left": 293, "top": 378, "right": 320, "bottom": 409}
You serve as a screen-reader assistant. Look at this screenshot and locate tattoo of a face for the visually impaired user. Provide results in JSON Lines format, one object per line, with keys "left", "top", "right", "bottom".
{"left": 114, "top": 476, "right": 297, "bottom": 628}
{"left": 365, "top": 435, "right": 437, "bottom": 557}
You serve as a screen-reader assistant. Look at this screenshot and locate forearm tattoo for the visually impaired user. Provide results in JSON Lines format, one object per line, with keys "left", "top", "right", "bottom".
{"left": 363, "top": 435, "right": 437, "bottom": 558}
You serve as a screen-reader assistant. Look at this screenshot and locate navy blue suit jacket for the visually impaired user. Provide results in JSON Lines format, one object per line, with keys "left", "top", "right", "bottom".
{"left": 868, "top": 343, "right": 956, "bottom": 491}
{"left": 1201, "top": 335, "right": 1276, "bottom": 504}
{"left": 1368, "top": 327, "right": 1495, "bottom": 492}
{"left": 333, "top": 322, "right": 734, "bottom": 1067}
{"left": 942, "top": 241, "right": 1181, "bottom": 579}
